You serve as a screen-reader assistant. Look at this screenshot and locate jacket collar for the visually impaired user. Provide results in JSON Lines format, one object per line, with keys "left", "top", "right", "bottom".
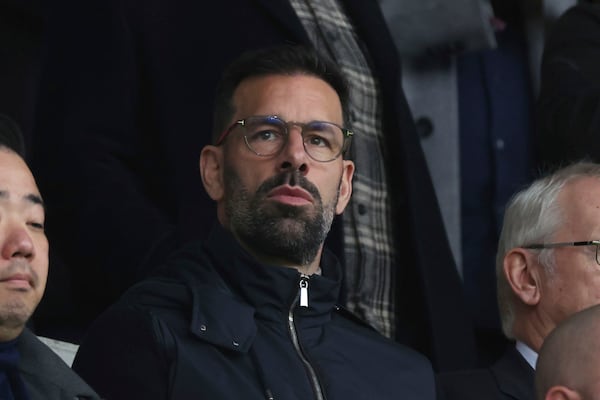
{"left": 183, "top": 225, "right": 343, "bottom": 351}
{"left": 490, "top": 345, "right": 535, "bottom": 399}
{"left": 17, "top": 328, "right": 100, "bottom": 399}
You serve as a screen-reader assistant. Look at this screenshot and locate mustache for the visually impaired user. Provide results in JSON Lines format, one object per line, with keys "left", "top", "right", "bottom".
{"left": 256, "top": 170, "right": 321, "bottom": 201}
{"left": 0, "top": 261, "right": 40, "bottom": 288}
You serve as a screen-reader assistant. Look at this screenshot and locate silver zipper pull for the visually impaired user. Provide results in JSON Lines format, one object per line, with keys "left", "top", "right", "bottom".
{"left": 299, "top": 275, "right": 309, "bottom": 308}
{"left": 265, "top": 388, "right": 274, "bottom": 400}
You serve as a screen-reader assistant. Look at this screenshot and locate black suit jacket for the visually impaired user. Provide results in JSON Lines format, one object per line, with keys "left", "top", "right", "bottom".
{"left": 536, "top": 3, "right": 600, "bottom": 170}
{"left": 437, "top": 345, "right": 535, "bottom": 400}
{"left": 31, "top": 0, "right": 476, "bottom": 371}
{"left": 18, "top": 328, "right": 101, "bottom": 400}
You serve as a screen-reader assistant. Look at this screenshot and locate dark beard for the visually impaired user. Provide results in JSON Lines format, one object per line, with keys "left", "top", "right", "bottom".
{"left": 223, "top": 164, "right": 338, "bottom": 266}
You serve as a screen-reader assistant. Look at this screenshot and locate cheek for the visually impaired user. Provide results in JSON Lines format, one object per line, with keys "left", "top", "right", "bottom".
{"left": 590, "top": 379, "right": 600, "bottom": 397}
{"left": 549, "top": 273, "right": 600, "bottom": 318}
{"left": 224, "top": 157, "right": 265, "bottom": 192}
{"left": 586, "top": 274, "right": 600, "bottom": 306}
{"left": 34, "top": 236, "right": 49, "bottom": 285}
{"left": 543, "top": 275, "right": 573, "bottom": 317}
{"left": 311, "top": 179, "right": 337, "bottom": 207}
{"left": 311, "top": 166, "right": 343, "bottom": 193}
{"left": 227, "top": 172, "right": 260, "bottom": 199}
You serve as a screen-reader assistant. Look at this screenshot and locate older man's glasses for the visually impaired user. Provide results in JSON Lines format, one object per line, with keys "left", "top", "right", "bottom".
{"left": 216, "top": 115, "right": 353, "bottom": 162}
{"left": 523, "top": 241, "right": 600, "bottom": 265}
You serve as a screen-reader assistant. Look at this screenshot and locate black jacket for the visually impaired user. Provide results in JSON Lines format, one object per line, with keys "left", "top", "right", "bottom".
{"left": 536, "top": 3, "right": 600, "bottom": 169}
{"left": 436, "top": 346, "right": 535, "bottom": 400}
{"left": 73, "top": 225, "right": 436, "bottom": 400}
{"left": 18, "top": 329, "right": 100, "bottom": 400}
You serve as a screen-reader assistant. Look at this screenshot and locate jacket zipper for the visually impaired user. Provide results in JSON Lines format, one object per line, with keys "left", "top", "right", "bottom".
{"left": 299, "top": 274, "right": 309, "bottom": 308}
{"left": 287, "top": 274, "right": 325, "bottom": 400}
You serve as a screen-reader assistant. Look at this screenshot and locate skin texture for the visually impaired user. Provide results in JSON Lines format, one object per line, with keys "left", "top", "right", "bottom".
{"left": 505, "top": 177, "right": 600, "bottom": 352}
{"left": 200, "top": 74, "right": 354, "bottom": 275}
{"left": 536, "top": 304, "right": 600, "bottom": 400}
{"left": 0, "top": 149, "right": 48, "bottom": 341}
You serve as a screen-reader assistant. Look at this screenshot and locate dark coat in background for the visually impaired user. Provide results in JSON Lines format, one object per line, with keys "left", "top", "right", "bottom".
{"left": 536, "top": 3, "right": 600, "bottom": 169}
{"left": 0, "top": 0, "right": 44, "bottom": 151}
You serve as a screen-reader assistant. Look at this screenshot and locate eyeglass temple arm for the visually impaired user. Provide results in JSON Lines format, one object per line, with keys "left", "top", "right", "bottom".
{"left": 523, "top": 241, "right": 600, "bottom": 249}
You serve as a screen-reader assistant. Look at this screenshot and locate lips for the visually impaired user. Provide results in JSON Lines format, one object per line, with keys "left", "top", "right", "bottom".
{"left": 0, "top": 273, "right": 33, "bottom": 289}
{"left": 267, "top": 186, "right": 314, "bottom": 205}
{"left": 3, "top": 273, "right": 31, "bottom": 282}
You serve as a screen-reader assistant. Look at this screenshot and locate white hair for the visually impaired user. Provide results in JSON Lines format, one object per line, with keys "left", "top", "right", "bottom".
{"left": 497, "top": 161, "right": 600, "bottom": 338}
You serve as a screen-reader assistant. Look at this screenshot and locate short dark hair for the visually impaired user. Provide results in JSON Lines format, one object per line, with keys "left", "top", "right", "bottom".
{"left": 212, "top": 44, "right": 351, "bottom": 142}
{"left": 0, "top": 114, "right": 26, "bottom": 157}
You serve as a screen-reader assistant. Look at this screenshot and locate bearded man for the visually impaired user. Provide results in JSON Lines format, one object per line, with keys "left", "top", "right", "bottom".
{"left": 71, "top": 45, "right": 436, "bottom": 400}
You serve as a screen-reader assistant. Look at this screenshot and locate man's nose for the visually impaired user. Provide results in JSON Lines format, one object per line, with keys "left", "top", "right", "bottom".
{"left": 278, "top": 126, "right": 309, "bottom": 174}
{"left": 1, "top": 225, "right": 34, "bottom": 260}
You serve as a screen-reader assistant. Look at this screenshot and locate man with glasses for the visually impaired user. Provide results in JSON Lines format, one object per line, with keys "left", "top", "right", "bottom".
{"left": 438, "top": 160, "right": 600, "bottom": 399}
{"left": 71, "top": 45, "right": 436, "bottom": 400}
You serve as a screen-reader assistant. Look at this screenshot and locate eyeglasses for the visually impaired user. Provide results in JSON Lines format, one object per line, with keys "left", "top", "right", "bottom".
{"left": 523, "top": 241, "right": 600, "bottom": 265}
{"left": 216, "top": 115, "right": 353, "bottom": 162}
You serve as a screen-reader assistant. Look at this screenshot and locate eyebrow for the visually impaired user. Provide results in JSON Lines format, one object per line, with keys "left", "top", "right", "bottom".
{"left": 0, "top": 190, "right": 45, "bottom": 208}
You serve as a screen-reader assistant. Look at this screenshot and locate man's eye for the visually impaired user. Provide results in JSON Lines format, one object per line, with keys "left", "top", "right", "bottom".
{"left": 307, "top": 135, "right": 331, "bottom": 148}
{"left": 27, "top": 222, "right": 45, "bottom": 230}
{"left": 250, "top": 129, "right": 282, "bottom": 142}
{"left": 259, "top": 130, "right": 276, "bottom": 140}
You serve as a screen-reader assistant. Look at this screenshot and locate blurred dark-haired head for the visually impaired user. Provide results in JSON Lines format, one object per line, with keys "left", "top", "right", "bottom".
{"left": 0, "top": 114, "right": 26, "bottom": 158}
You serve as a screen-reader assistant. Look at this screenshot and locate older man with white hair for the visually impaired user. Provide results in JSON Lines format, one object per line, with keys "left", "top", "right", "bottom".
{"left": 439, "top": 160, "right": 600, "bottom": 399}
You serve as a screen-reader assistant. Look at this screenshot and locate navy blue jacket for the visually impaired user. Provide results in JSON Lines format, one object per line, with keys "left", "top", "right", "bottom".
{"left": 72, "top": 226, "right": 436, "bottom": 399}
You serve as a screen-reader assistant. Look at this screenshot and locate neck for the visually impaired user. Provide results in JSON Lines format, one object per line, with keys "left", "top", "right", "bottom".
{"left": 514, "top": 315, "right": 550, "bottom": 353}
{"left": 237, "top": 237, "right": 322, "bottom": 275}
{"left": 0, "top": 326, "right": 23, "bottom": 343}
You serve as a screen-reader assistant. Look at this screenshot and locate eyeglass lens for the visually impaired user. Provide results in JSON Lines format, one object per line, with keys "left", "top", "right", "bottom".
{"left": 242, "top": 116, "right": 345, "bottom": 161}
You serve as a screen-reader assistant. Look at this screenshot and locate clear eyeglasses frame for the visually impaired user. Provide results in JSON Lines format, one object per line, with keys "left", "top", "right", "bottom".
{"left": 523, "top": 240, "right": 600, "bottom": 265}
{"left": 215, "top": 115, "right": 353, "bottom": 162}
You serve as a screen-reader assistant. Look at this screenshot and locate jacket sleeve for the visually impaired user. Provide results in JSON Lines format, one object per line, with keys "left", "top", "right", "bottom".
{"left": 72, "top": 304, "right": 171, "bottom": 400}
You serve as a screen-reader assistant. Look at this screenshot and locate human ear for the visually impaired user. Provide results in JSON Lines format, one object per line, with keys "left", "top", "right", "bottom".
{"left": 545, "top": 385, "right": 581, "bottom": 400}
{"left": 200, "top": 145, "right": 224, "bottom": 201}
{"left": 504, "top": 248, "right": 541, "bottom": 306}
{"left": 335, "top": 160, "right": 354, "bottom": 215}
